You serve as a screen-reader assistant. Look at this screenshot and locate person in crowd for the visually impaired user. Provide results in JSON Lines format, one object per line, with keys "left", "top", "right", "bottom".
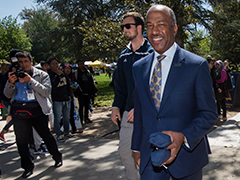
{"left": 223, "top": 59, "right": 231, "bottom": 73}
{"left": 88, "top": 65, "right": 98, "bottom": 110}
{"left": 88, "top": 66, "right": 94, "bottom": 75}
{"left": 207, "top": 57, "right": 220, "bottom": 98}
{"left": 63, "top": 64, "right": 83, "bottom": 134}
{"left": 131, "top": 5, "right": 218, "bottom": 179}
{"left": 211, "top": 57, "right": 217, "bottom": 65}
{"left": 111, "top": 12, "right": 153, "bottom": 180}
{"left": 108, "top": 68, "right": 112, "bottom": 78}
{"left": 74, "top": 59, "right": 95, "bottom": 124}
{"left": 0, "top": 50, "right": 20, "bottom": 142}
{"left": 215, "top": 60, "right": 229, "bottom": 120}
{"left": 0, "top": 62, "right": 11, "bottom": 141}
{"left": 40, "top": 61, "right": 50, "bottom": 72}
{"left": 4, "top": 51, "right": 62, "bottom": 178}
{"left": 105, "top": 67, "right": 110, "bottom": 77}
{"left": 223, "top": 59, "right": 235, "bottom": 91}
{"left": 47, "top": 56, "right": 74, "bottom": 141}
{"left": 40, "top": 60, "right": 54, "bottom": 130}
{"left": 0, "top": 62, "right": 11, "bottom": 75}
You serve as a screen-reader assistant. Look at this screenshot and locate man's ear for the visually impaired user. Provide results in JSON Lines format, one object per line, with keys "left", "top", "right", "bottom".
{"left": 137, "top": 25, "right": 142, "bottom": 33}
{"left": 31, "top": 60, "right": 33, "bottom": 65}
{"left": 173, "top": 25, "right": 178, "bottom": 37}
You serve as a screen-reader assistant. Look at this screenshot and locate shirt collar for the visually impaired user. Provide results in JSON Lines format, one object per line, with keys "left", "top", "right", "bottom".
{"left": 154, "top": 42, "right": 177, "bottom": 60}
{"left": 127, "top": 38, "right": 146, "bottom": 51}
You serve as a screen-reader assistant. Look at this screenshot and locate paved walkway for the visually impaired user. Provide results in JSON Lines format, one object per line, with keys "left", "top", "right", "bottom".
{"left": 1, "top": 113, "right": 240, "bottom": 179}
{"left": 204, "top": 112, "right": 240, "bottom": 180}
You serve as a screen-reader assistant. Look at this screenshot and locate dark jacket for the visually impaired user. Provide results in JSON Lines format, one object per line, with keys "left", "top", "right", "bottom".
{"left": 0, "top": 70, "right": 11, "bottom": 102}
{"left": 112, "top": 39, "right": 153, "bottom": 111}
{"left": 74, "top": 67, "right": 95, "bottom": 96}
{"left": 47, "top": 69, "right": 71, "bottom": 102}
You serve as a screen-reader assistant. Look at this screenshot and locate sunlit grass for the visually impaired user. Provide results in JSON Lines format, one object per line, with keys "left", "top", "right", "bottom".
{"left": 93, "top": 73, "right": 114, "bottom": 107}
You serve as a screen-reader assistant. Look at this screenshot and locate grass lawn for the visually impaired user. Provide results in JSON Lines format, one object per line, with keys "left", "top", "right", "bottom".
{"left": 93, "top": 73, "right": 114, "bottom": 107}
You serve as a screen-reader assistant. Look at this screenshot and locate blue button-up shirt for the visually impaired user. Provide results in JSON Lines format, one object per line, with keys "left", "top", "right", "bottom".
{"left": 14, "top": 81, "right": 36, "bottom": 102}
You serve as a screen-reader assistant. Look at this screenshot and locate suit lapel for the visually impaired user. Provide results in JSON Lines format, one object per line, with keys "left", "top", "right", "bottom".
{"left": 142, "top": 53, "right": 159, "bottom": 112}
{"left": 159, "top": 46, "right": 185, "bottom": 112}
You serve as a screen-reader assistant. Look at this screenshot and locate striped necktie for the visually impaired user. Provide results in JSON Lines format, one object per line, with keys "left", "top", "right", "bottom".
{"left": 150, "top": 55, "right": 166, "bottom": 111}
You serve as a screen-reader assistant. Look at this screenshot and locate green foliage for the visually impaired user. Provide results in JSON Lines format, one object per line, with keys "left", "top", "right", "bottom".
{"left": 209, "top": 1, "right": 240, "bottom": 63}
{"left": 78, "top": 17, "right": 126, "bottom": 62}
{"left": 93, "top": 73, "right": 114, "bottom": 107}
{"left": 35, "top": 0, "right": 217, "bottom": 55}
{"left": 20, "top": 8, "right": 59, "bottom": 62}
{"left": 185, "top": 29, "right": 210, "bottom": 58}
{"left": 19, "top": 0, "right": 231, "bottom": 64}
{"left": 0, "top": 16, "right": 31, "bottom": 60}
{"left": 35, "top": 0, "right": 126, "bottom": 62}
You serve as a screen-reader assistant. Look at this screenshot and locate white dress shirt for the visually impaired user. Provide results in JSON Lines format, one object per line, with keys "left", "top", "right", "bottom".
{"left": 149, "top": 42, "right": 177, "bottom": 100}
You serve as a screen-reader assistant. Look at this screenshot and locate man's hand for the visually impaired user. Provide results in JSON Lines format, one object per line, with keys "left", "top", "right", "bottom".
{"left": 70, "top": 85, "right": 78, "bottom": 90}
{"left": 127, "top": 108, "right": 134, "bottom": 122}
{"left": 8, "top": 72, "right": 17, "bottom": 84}
{"left": 218, "top": 88, "right": 222, "bottom": 93}
{"left": 19, "top": 73, "right": 31, "bottom": 83}
{"left": 133, "top": 151, "right": 140, "bottom": 167}
{"left": 52, "top": 69, "right": 62, "bottom": 76}
{"left": 111, "top": 107, "right": 121, "bottom": 125}
{"left": 162, "top": 131, "right": 184, "bottom": 165}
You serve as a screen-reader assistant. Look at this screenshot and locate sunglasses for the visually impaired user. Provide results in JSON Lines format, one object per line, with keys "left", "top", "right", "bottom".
{"left": 120, "top": 23, "right": 136, "bottom": 31}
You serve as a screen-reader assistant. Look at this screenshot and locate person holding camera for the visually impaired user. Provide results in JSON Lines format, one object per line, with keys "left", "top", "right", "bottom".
{"left": 4, "top": 51, "right": 62, "bottom": 178}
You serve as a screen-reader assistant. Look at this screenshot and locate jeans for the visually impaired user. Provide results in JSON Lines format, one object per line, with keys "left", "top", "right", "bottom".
{"left": 60, "top": 100, "right": 76, "bottom": 132}
{"left": 53, "top": 101, "right": 70, "bottom": 136}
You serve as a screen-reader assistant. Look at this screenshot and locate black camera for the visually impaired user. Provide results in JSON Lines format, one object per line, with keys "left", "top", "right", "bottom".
{"left": 11, "top": 57, "right": 26, "bottom": 78}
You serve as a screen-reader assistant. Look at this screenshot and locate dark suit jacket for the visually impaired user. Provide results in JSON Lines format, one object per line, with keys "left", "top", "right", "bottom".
{"left": 131, "top": 45, "right": 218, "bottom": 178}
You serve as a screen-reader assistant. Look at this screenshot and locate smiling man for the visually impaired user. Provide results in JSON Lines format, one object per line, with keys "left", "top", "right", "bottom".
{"left": 4, "top": 51, "right": 62, "bottom": 178}
{"left": 131, "top": 5, "right": 218, "bottom": 180}
{"left": 111, "top": 12, "right": 153, "bottom": 180}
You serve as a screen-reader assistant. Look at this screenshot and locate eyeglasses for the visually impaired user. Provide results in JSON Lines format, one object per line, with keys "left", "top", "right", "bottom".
{"left": 120, "top": 23, "right": 136, "bottom": 31}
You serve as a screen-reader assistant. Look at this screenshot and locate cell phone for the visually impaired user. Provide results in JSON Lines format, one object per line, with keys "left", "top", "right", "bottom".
{"left": 74, "top": 82, "right": 78, "bottom": 87}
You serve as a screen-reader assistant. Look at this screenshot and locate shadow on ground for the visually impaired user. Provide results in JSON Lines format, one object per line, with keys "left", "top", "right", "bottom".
{"left": 0, "top": 137, "right": 125, "bottom": 180}
{"left": 203, "top": 146, "right": 240, "bottom": 180}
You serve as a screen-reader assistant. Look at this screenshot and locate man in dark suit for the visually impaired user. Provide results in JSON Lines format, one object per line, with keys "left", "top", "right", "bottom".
{"left": 131, "top": 5, "right": 218, "bottom": 180}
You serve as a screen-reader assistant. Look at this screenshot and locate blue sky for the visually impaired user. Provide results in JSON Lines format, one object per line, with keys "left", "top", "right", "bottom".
{"left": 0, "top": 0, "right": 39, "bottom": 24}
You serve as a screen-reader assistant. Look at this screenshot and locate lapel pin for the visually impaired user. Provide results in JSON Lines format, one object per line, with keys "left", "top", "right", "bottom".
{"left": 174, "top": 63, "right": 182, "bottom": 67}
